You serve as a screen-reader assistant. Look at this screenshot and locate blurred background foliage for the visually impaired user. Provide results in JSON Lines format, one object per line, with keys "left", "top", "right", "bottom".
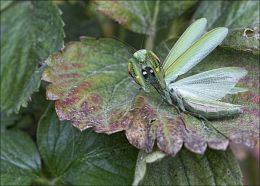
{"left": 1, "top": 0, "right": 259, "bottom": 185}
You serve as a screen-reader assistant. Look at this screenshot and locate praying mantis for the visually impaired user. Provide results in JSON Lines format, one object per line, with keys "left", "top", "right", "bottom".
{"left": 128, "top": 18, "right": 247, "bottom": 119}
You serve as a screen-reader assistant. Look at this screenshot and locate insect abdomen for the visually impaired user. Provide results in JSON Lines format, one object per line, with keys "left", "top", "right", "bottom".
{"left": 183, "top": 97, "right": 242, "bottom": 119}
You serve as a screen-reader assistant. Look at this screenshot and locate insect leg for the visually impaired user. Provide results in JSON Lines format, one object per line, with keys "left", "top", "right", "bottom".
{"left": 231, "top": 94, "right": 238, "bottom": 103}
{"left": 182, "top": 110, "right": 209, "bottom": 122}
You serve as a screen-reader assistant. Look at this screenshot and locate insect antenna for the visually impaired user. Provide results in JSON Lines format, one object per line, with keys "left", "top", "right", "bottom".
{"left": 109, "top": 36, "right": 137, "bottom": 54}
{"left": 140, "top": 23, "right": 151, "bottom": 50}
{"left": 139, "top": 34, "right": 146, "bottom": 50}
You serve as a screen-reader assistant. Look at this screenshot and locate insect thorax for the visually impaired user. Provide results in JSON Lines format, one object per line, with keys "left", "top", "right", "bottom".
{"left": 129, "top": 49, "right": 170, "bottom": 98}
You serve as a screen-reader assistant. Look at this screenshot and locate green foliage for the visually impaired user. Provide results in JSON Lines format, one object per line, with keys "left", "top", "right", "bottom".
{"left": 193, "top": 1, "right": 259, "bottom": 29}
{"left": 1, "top": 1, "right": 259, "bottom": 185}
{"left": 0, "top": 1, "right": 64, "bottom": 114}
{"left": 141, "top": 148, "right": 242, "bottom": 185}
{"left": 59, "top": 1, "right": 102, "bottom": 42}
{"left": 193, "top": 0, "right": 260, "bottom": 54}
{"left": 94, "top": 0, "right": 197, "bottom": 35}
{"left": 0, "top": 130, "right": 41, "bottom": 185}
{"left": 0, "top": 0, "right": 13, "bottom": 11}
{"left": 37, "top": 105, "right": 138, "bottom": 185}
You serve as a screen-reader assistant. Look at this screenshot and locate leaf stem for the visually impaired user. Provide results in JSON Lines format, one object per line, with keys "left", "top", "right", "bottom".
{"left": 145, "top": 0, "right": 160, "bottom": 50}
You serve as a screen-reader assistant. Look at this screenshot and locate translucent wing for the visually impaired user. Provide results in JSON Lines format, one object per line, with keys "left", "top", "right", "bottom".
{"left": 182, "top": 96, "right": 242, "bottom": 119}
{"left": 164, "top": 27, "right": 228, "bottom": 84}
{"left": 162, "top": 18, "right": 207, "bottom": 70}
{"left": 169, "top": 67, "right": 247, "bottom": 101}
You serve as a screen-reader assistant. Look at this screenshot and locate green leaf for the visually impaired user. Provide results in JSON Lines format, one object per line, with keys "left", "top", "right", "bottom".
{"left": 93, "top": 0, "right": 197, "bottom": 35}
{"left": 0, "top": 113, "right": 21, "bottom": 131}
{"left": 43, "top": 38, "right": 258, "bottom": 156}
{"left": 0, "top": 130, "right": 41, "bottom": 185}
{"left": 0, "top": 0, "right": 13, "bottom": 11}
{"left": 1, "top": 87, "right": 49, "bottom": 132}
{"left": 193, "top": 1, "right": 259, "bottom": 29}
{"left": 37, "top": 104, "right": 138, "bottom": 185}
{"left": 0, "top": 1, "right": 64, "bottom": 114}
{"left": 222, "top": 28, "right": 259, "bottom": 55}
{"left": 140, "top": 148, "right": 242, "bottom": 185}
{"left": 58, "top": 1, "right": 102, "bottom": 42}
{"left": 192, "top": 0, "right": 259, "bottom": 53}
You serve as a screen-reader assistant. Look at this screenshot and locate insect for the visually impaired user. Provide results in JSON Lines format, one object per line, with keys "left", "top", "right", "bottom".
{"left": 128, "top": 18, "right": 247, "bottom": 119}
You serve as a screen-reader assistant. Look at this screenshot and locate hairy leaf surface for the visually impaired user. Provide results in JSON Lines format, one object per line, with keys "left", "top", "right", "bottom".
{"left": 0, "top": 1, "right": 64, "bottom": 114}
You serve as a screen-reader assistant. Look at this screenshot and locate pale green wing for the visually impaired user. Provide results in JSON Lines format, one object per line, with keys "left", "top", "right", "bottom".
{"left": 164, "top": 27, "right": 228, "bottom": 84}
{"left": 182, "top": 96, "right": 242, "bottom": 119}
{"left": 162, "top": 18, "right": 207, "bottom": 70}
{"left": 169, "top": 67, "right": 247, "bottom": 101}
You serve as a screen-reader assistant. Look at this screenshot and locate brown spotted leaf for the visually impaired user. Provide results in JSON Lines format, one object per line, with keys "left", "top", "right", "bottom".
{"left": 43, "top": 38, "right": 258, "bottom": 156}
{"left": 93, "top": 0, "right": 197, "bottom": 35}
{"left": 43, "top": 38, "right": 139, "bottom": 133}
{"left": 125, "top": 91, "right": 229, "bottom": 155}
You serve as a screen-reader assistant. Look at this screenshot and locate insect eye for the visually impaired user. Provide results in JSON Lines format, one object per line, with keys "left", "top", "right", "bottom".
{"left": 142, "top": 69, "right": 148, "bottom": 79}
{"left": 148, "top": 67, "right": 155, "bottom": 77}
